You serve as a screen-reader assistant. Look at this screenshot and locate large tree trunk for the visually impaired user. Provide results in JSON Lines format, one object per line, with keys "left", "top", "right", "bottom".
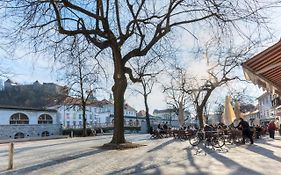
{"left": 111, "top": 74, "right": 127, "bottom": 144}
{"left": 197, "top": 107, "right": 204, "bottom": 129}
{"left": 178, "top": 100, "right": 184, "bottom": 127}
{"left": 196, "top": 89, "right": 214, "bottom": 129}
{"left": 144, "top": 94, "right": 151, "bottom": 133}
{"left": 110, "top": 44, "right": 127, "bottom": 144}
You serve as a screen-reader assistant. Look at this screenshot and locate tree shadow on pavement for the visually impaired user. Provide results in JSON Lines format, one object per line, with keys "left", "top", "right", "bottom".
{"left": 107, "top": 143, "right": 210, "bottom": 175}
{"left": 3, "top": 149, "right": 106, "bottom": 175}
{"left": 0, "top": 137, "right": 108, "bottom": 155}
{"left": 246, "top": 145, "right": 281, "bottom": 163}
{"left": 106, "top": 161, "right": 161, "bottom": 175}
{"left": 106, "top": 157, "right": 206, "bottom": 175}
{"left": 147, "top": 139, "right": 176, "bottom": 153}
{"left": 201, "top": 146, "right": 263, "bottom": 175}
{"left": 255, "top": 139, "right": 281, "bottom": 149}
{"left": 186, "top": 148, "right": 207, "bottom": 175}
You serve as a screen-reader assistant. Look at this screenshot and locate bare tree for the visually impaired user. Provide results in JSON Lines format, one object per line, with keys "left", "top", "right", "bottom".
{"left": 228, "top": 88, "right": 256, "bottom": 113}
{"left": 131, "top": 76, "right": 156, "bottom": 132}
{"left": 0, "top": 0, "right": 275, "bottom": 146}
{"left": 183, "top": 40, "right": 256, "bottom": 128}
{"left": 163, "top": 66, "right": 191, "bottom": 127}
{"left": 57, "top": 37, "right": 102, "bottom": 137}
{"left": 130, "top": 54, "right": 165, "bottom": 132}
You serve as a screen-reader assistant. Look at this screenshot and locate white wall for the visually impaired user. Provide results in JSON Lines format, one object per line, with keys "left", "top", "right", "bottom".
{"left": 57, "top": 104, "right": 108, "bottom": 128}
{"left": 258, "top": 93, "right": 273, "bottom": 121}
{"left": 0, "top": 109, "right": 58, "bottom": 125}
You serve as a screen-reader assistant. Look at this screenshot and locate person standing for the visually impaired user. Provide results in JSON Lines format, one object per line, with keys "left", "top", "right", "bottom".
{"left": 268, "top": 120, "right": 276, "bottom": 139}
{"left": 236, "top": 118, "right": 254, "bottom": 144}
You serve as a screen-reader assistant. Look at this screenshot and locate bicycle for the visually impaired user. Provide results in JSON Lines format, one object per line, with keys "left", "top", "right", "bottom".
{"left": 189, "top": 130, "right": 225, "bottom": 148}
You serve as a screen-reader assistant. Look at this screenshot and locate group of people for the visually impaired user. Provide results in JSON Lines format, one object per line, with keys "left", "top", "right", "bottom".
{"left": 266, "top": 119, "right": 279, "bottom": 139}
{"left": 150, "top": 117, "right": 281, "bottom": 144}
{"left": 204, "top": 118, "right": 254, "bottom": 144}
{"left": 224, "top": 117, "right": 279, "bottom": 144}
{"left": 157, "top": 122, "right": 169, "bottom": 134}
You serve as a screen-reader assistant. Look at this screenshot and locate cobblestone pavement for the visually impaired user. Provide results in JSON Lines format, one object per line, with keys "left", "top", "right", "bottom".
{"left": 0, "top": 134, "right": 280, "bottom": 175}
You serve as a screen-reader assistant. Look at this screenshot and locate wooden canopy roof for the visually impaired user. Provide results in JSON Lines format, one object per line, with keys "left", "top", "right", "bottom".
{"left": 242, "top": 40, "right": 281, "bottom": 95}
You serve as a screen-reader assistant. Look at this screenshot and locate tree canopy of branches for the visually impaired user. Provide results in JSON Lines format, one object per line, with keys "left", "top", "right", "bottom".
{"left": 165, "top": 38, "right": 257, "bottom": 128}
{"left": 163, "top": 66, "right": 191, "bottom": 127}
{"left": 0, "top": 0, "right": 276, "bottom": 146}
{"left": 130, "top": 54, "right": 165, "bottom": 132}
{"left": 57, "top": 36, "right": 102, "bottom": 137}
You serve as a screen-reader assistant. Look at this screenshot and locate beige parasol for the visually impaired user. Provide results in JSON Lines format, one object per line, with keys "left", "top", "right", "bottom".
{"left": 223, "top": 96, "right": 236, "bottom": 126}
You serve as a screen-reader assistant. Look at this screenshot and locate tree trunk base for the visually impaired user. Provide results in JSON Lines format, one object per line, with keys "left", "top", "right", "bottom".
{"left": 102, "top": 142, "right": 146, "bottom": 150}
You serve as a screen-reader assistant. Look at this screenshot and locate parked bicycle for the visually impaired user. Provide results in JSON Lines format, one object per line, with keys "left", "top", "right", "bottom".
{"left": 189, "top": 130, "right": 225, "bottom": 148}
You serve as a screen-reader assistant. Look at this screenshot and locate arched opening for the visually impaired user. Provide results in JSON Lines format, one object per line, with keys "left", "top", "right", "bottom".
{"left": 10, "top": 113, "right": 29, "bottom": 124}
{"left": 38, "top": 114, "right": 53, "bottom": 124}
{"left": 14, "top": 132, "right": 25, "bottom": 139}
{"left": 41, "top": 131, "right": 50, "bottom": 137}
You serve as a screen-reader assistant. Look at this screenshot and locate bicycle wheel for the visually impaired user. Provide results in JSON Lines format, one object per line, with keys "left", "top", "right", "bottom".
{"left": 189, "top": 135, "right": 201, "bottom": 146}
{"left": 211, "top": 135, "right": 225, "bottom": 148}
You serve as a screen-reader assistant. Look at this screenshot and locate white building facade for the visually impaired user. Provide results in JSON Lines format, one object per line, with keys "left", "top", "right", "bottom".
{"left": 55, "top": 98, "right": 142, "bottom": 129}
{"left": 152, "top": 109, "right": 184, "bottom": 127}
{"left": 0, "top": 106, "right": 61, "bottom": 139}
{"left": 258, "top": 92, "right": 275, "bottom": 126}
{"left": 100, "top": 103, "right": 143, "bottom": 127}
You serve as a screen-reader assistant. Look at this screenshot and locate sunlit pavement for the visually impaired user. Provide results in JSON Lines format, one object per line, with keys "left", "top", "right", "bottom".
{"left": 0, "top": 134, "right": 281, "bottom": 175}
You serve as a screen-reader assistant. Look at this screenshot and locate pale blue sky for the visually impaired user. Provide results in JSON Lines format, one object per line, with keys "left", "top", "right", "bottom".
{"left": 0, "top": 40, "right": 276, "bottom": 112}
{"left": 0, "top": 5, "right": 281, "bottom": 112}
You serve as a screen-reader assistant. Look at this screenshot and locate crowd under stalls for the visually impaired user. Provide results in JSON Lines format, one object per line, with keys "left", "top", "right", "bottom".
{"left": 150, "top": 118, "right": 280, "bottom": 141}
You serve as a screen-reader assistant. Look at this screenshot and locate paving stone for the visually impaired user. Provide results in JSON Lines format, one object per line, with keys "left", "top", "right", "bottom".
{"left": 0, "top": 134, "right": 280, "bottom": 175}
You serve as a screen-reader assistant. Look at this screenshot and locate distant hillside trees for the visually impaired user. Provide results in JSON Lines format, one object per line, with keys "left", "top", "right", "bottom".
{"left": 0, "top": 81, "right": 68, "bottom": 108}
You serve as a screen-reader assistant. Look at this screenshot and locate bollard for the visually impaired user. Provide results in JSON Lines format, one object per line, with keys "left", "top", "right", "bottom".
{"left": 7, "top": 142, "right": 14, "bottom": 170}
{"left": 71, "top": 131, "right": 73, "bottom": 138}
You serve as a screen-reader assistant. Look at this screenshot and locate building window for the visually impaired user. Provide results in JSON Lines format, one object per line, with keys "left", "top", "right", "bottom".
{"left": 38, "top": 114, "right": 53, "bottom": 124}
{"left": 10, "top": 113, "right": 29, "bottom": 124}
{"left": 129, "top": 119, "right": 133, "bottom": 126}
{"left": 14, "top": 132, "right": 25, "bottom": 139}
{"left": 41, "top": 131, "right": 50, "bottom": 137}
{"left": 79, "top": 114, "right": 82, "bottom": 120}
{"left": 66, "top": 121, "right": 70, "bottom": 128}
{"left": 73, "top": 121, "right": 76, "bottom": 127}
{"left": 79, "top": 121, "right": 82, "bottom": 127}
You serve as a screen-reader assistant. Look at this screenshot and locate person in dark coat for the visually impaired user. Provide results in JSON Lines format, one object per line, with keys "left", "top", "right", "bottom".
{"left": 236, "top": 118, "right": 254, "bottom": 144}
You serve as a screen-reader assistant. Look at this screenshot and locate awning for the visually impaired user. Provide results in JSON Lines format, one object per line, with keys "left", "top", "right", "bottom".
{"left": 242, "top": 40, "right": 281, "bottom": 95}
